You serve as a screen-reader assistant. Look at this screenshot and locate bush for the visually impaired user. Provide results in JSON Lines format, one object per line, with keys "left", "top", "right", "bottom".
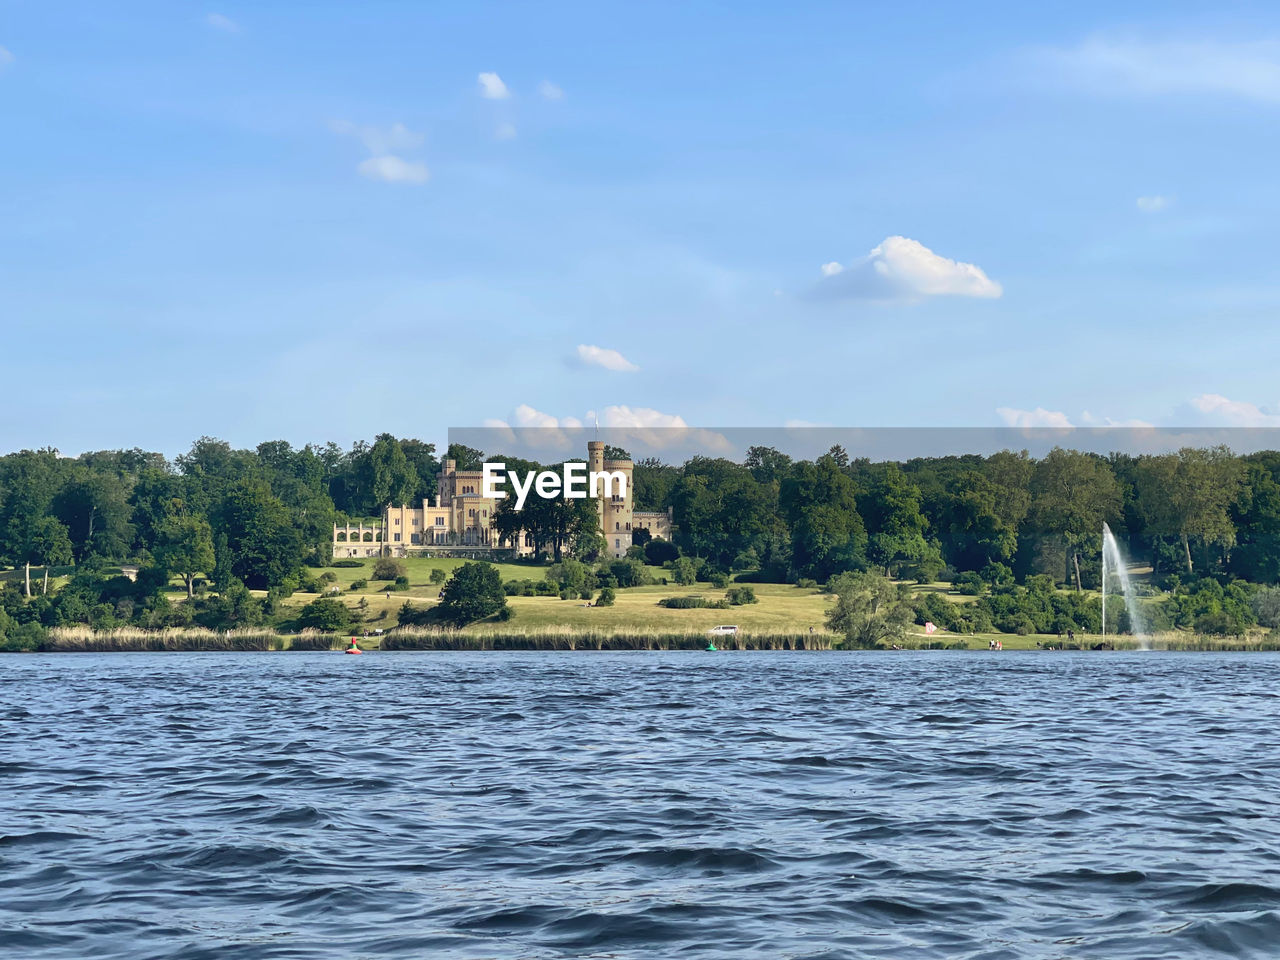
{"left": 644, "top": 539, "right": 679, "bottom": 565}
{"left": 394, "top": 575, "right": 411, "bottom": 591}
{"left": 1195, "top": 610, "right": 1245, "bottom": 636}
{"left": 372, "top": 558, "right": 405, "bottom": 581}
{"left": 660, "top": 595, "right": 709, "bottom": 608}
{"left": 320, "top": 571, "right": 337, "bottom": 583}
{"left": 708, "top": 571, "right": 730, "bottom": 589}
{"left": 795, "top": 578, "right": 818, "bottom": 590}
{"left": 297, "top": 597, "right": 351, "bottom": 631}
{"left": 596, "top": 587, "right": 616, "bottom": 607}
{"left": 496, "top": 605, "right": 515, "bottom": 622}
{"left": 671, "top": 556, "right": 699, "bottom": 586}
{"left": 0, "top": 620, "right": 47, "bottom": 652}
{"left": 579, "top": 589, "right": 593, "bottom": 601}
{"left": 331, "top": 559, "right": 364, "bottom": 568}
{"left": 953, "top": 571, "right": 986, "bottom": 595}
{"left": 430, "top": 568, "right": 448, "bottom": 585}
{"left": 605, "top": 558, "right": 653, "bottom": 588}
{"left": 349, "top": 578, "right": 368, "bottom": 591}
{"left": 726, "top": 586, "right": 757, "bottom": 605}
{"left": 1251, "top": 586, "right": 1280, "bottom": 628}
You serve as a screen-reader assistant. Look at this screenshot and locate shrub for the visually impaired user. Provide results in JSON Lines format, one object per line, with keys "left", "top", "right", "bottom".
{"left": 297, "top": 597, "right": 351, "bottom": 631}
{"left": 579, "top": 589, "right": 593, "bottom": 601}
{"left": 320, "top": 571, "right": 338, "bottom": 583}
{"left": 596, "top": 587, "right": 616, "bottom": 607}
{"left": 708, "top": 571, "right": 730, "bottom": 589}
{"left": 1251, "top": 586, "right": 1280, "bottom": 628}
{"left": 795, "top": 578, "right": 818, "bottom": 590}
{"left": 670, "top": 556, "right": 699, "bottom": 586}
{"left": 331, "top": 559, "right": 364, "bottom": 568}
{"left": 394, "top": 575, "right": 411, "bottom": 591}
{"left": 349, "top": 578, "right": 368, "bottom": 591}
{"left": 953, "top": 571, "right": 986, "bottom": 595}
{"left": 372, "top": 558, "right": 405, "bottom": 581}
{"left": 644, "top": 539, "right": 679, "bottom": 565}
{"left": 1195, "top": 610, "right": 1245, "bottom": 636}
{"left": 606, "top": 558, "right": 653, "bottom": 588}
{"left": 496, "top": 605, "right": 515, "bottom": 622}
{"left": 726, "top": 586, "right": 757, "bottom": 605}
{"left": 430, "top": 568, "right": 448, "bottom": 585}
{"left": 660, "top": 595, "right": 709, "bottom": 609}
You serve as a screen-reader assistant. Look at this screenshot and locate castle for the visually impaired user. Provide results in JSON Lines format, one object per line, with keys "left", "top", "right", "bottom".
{"left": 332, "top": 440, "right": 672, "bottom": 560}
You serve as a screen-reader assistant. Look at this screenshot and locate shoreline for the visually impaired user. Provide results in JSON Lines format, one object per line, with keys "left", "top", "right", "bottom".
{"left": 4, "top": 626, "right": 1278, "bottom": 653}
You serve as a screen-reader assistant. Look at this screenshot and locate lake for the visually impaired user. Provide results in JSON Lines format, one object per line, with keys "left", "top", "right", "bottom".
{"left": 4, "top": 651, "right": 1280, "bottom": 959}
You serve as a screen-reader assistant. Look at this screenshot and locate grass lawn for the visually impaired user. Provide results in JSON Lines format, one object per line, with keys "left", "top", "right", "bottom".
{"left": 480, "top": 582, "right": 832, "bottom": 633}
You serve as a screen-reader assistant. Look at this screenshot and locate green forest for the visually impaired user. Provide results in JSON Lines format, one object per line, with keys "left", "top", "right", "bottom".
{"left": 3, "top": 435, "right": 1280, "bottom": 646}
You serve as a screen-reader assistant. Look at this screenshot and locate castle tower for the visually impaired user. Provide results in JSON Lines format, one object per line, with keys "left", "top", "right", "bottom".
{"left": 587, "top": 440, "right": 606, "bottom": 535}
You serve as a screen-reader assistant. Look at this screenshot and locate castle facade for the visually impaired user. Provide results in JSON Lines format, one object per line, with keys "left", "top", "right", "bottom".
{"left": 332, "top": 440, "right": 672, "bottom": 560}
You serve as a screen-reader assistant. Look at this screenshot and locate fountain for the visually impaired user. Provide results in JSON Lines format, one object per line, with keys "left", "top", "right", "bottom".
{"left": 1102, "top": 522, "right": 1147, "bottom": 649}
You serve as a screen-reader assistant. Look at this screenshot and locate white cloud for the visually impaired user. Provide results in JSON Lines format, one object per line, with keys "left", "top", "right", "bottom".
{"left": 332, "top": 122, "right": 428, "bottom": 185}
{"left": 478, "top": 72, "right": 510, "bottom": 99}
{"left": 1080, "top": 410, "right": 1156, "bottom": 428}
{"left": 575, "top": 344, "right": 639, "bottom": 372}
{"left": 997, "top": 406, "right": 1074, "bottom": 428}
{"left": 495, "top": 122, "right": 517, "bottom": 141}
{"left": 206, "top": 13, "right": 239, "bottom": 32}
{"left": 1136, "top": 195, "right": 1171, "bottom": 213}
{"left": 815, "top": 236, "right": 1002, "bottom": 302}
{"left": 330, "top": 120, "right": 423, "bottom": 155}
{"left": 0, "top": 46, "right": 14, "bottom": 67}
{"left": 538, "top": 80, "right": 564, "bottom": 100}
{"left": 357, "top": 155, "right": 429, "bottom": 184}
{"left": 1042, "top": 37, "right": 1280, "bottom": 104}
{"left": 485, "top": 405, "right": 730, "bottom": 455}
{"left": 1181, "top": 393, "right": 1280, "bottom": 426}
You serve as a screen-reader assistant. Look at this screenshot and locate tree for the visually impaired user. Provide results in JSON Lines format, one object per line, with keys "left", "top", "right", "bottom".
{"left": 781, "top": 457, "right": 866, "bottom": 581}
{"left": 1135, "top": 447, "right": 1245, "bottom": 575}
{"left": 824, "top": 572, "right": 912, "bottom": 648}
{"left": 217, "top": 480, "right": 301, "bottom": 589}
{"left": 1029, "top": 448, "right": 1120, "bottom": 591}
{"left": 367, "top": 434, "right": 419, "bottom": 512}
{"left": 436, "top": 562, "right": 507, "bottom": 626}
{"left": 155, "top": 515, "right": 215, "bottom": 598}
{"left": 445, "top": 443, "right": 486, "bottom": 471}
{"left": 53, "top": 471, "right": 134, "bottom": 562}
{"left": 858, "top": 463, "right": 938, "bottom": 580}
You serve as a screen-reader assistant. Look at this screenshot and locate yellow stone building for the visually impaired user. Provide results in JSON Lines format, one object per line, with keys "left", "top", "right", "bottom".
{"left": 332, "top": 440, "right": 672, "bottom": 559}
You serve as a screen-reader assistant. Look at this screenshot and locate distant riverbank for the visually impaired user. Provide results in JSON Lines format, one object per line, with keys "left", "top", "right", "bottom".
{"left": 5, "top": 624, "right": 1280, "bottom": 653}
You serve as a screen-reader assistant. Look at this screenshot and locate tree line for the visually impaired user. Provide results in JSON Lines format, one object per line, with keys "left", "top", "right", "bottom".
{"left": 3, "top": 435, "right": 1280, "bottom": 639}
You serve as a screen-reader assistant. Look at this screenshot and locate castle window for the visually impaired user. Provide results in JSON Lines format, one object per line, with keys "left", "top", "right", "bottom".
{"left": 394, "top": 518, "right": 400, "bottom": 525}
{"left": 435, "top": 516, "right": 445, "bottom": 526}
{"left": 615, "top": 539, "right": 620, "bottom": 549}
{"left": 411, "top": 518, "right": 418, "bottom": 526}
{"left": 411, "top": 534, "right": 421, "bottom": 544}
{"left": 393, "top": 534, "right": 401, "bottom": 542}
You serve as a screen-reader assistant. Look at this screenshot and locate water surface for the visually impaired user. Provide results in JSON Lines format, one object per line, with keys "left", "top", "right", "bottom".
{"left": 4, "top": 651, "right": 1280, "bottom": 959}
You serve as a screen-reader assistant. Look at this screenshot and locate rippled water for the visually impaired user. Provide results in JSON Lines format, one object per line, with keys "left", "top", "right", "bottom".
{"left": 4, "top": 652, "right": 1280, "bottom": 959}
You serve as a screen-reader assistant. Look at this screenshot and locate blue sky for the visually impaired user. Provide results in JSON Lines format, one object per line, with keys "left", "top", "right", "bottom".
{"left": 4, "top": 1, "right": 1280, "bottom": 455}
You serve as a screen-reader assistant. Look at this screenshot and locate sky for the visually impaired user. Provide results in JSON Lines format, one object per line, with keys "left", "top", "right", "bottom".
{"left": 4, "top": 0, "right": 1280, "bottom": 456}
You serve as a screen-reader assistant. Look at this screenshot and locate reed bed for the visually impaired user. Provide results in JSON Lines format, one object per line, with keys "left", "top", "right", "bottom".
{"left": 383, "top": 624, "right": 838, "bottom": 651}
{"left": 41, "top": 626, "right": 346, "bottom": 652}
